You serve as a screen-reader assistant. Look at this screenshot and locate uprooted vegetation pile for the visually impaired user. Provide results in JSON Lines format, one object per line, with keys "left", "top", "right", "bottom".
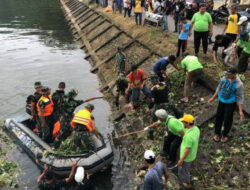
{"left": 0, "top": 128, "right": 19, "bottom": 188}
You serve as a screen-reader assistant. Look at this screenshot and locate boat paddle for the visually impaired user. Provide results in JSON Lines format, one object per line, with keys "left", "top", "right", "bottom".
{"left": 113, "top": 129, "right": 145, "bottom": 139}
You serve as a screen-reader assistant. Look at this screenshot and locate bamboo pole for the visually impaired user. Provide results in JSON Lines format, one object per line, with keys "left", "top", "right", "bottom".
{"left": 113, "top": 129, "right": 145, "bottom": 139}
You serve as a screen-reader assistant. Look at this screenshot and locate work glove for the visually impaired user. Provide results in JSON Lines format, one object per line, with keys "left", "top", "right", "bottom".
{"left": 144, "top": 127, "right": 149, "bottom": 131}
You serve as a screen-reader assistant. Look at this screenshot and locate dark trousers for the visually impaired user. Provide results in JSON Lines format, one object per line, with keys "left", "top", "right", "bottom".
{"left": 214, "top": 101, "right": 236, "bottom": 137}
{"left": 135, "top": 13, "right": 142, "bottom": 25}
{"left": 118, "top": 4, "right": 122, "bottom": 13}
{"left": 226, "top": 33, "right": 237, "bottom": 41}
{"left": 194, "top": 31, "right": 209, "bottom": 54}
{"left": 174, "top": 14, "right": 181, "bottom": 32}
{"left": 124, "top": 8, "right": 131, "bottom": 17}
{"left": 163, "top": 132, "right": 182, "bottom": 162}
{"left": 238, "top": 51, "right": 250, "bottom": 73}
{"left": 176, "top": 39, "right": 187, "bottom": 57}
{"left": 156, "top": 72, "right": 165, "bottom": 82}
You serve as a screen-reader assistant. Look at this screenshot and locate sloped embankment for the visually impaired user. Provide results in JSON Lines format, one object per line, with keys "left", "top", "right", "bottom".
{"left": 61, "top": 0, "right": 250, "bottom": 189}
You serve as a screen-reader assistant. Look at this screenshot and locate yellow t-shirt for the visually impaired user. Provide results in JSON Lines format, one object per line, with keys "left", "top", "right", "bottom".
{"left": 226, "top": 14, "right": 239, "bottom": 34}
{"left": 148, "top": 1, "right": 154, "bottom": 13}
{"left": 134, "top": 0, "right": 142, "bottom": 13}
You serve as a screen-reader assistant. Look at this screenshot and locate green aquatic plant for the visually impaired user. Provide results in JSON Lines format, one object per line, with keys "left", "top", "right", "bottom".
{"left": 0, "top": 160, "right": 18, "bottom": 188}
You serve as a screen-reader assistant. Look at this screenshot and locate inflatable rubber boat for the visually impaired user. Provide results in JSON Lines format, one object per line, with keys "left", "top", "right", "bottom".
{"left": 4, "top": 112, "right": 114, "bottom": 176}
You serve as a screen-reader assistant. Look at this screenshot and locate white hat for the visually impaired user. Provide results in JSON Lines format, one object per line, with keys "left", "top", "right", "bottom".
{"left": 238, "top": 16, "right": 248, "bottom": 25}
{"left": 74, "top": 167, "right": 84, "bottom": 183}
{"left": 144, "top": 150, "right": 155, "bottom": 160}
{"left": 155, "top": 109, "right": 167, "bottom": 119}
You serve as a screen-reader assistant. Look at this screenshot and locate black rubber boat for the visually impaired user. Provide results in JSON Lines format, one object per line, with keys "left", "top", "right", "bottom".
{"left": 4, "top": 112, "right": 114, "bottom": 176}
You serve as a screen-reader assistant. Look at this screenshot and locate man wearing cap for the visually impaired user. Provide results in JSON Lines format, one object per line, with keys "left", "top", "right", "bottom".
{"left": 144, "top": 109, "right": 185, "bottom": 167}
{"left": 143, "top": 150, "right": 169, "bottom": 190}
{"left": 37, "top": 161, "right": 77, "bottom": 189}
{"left": 208, "top": 68, "right": 244, "bottom": 142}
{"left": 212, "top": 34, "right": 233, "bottom": 64}
{"left": 106, "top": 73, "right": 129, "bottom": 108}
{"left": 37, "top": 86, "right": 54, "bottom": 143}
{"left": 71, "top": 104, "right": 100, "bottom": 151}
{"left": 238, "top": 16, "right": 250, "bottom": 33}
{"left": 222, "top": 5, "right": 241, "bottom": 41}
{"left": 177, "top": 114, "right": 200, "bottom": 190}
{"left": 75, "top": 167, "right": 94, "bottom": 190}
{"left": 53, "top": 89, "right": 95, "bottom": 148}
{"left": 153, "top": 55, "right": 178, "bottom": 82}
{"left": 234, "top": 31, "right": 250, "bottom": 73}
{"left": 52, "top": 82, "right": 66, "bottom": 122}
{"left": 181, "top": 52, "right": 204, "bottom": 103}
{"left": 190, "top": 3, "right": 213, "bottom": 57}
{"left": 114, "top": 47, "right": 128, "bottom": 74}
{"left": 30, "top": 81, "right": 42, "bottom": 135}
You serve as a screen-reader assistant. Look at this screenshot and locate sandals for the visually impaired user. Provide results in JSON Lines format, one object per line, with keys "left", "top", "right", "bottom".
{"left": 213, "top": 135, "right": 220, "bottom": 142}
{"left": 213, "top": 135, "right": 229, "bottom": 143}
{"left": 221, "top": 136, "right": 229, "bottom": 143}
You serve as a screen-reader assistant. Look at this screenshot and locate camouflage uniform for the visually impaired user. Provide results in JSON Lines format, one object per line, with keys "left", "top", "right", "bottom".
{"left": 73, "top": 104, "right": 96, "bottom": 152}
{"left": 31, "top": 92, "right": 42, "bottom": 136}
{"left": 73, "top": 123, "right": 94, "bottom": 152}
{"left": 38, "top": 100, "right": 54, "bottom": 143}
{"left": 109, "top": 73, "right": 129, "bottom": 107}
{"left": 54, "top": 90, "right": 84, "bottom": 148}
{"left": 52, "top": 90, "right": 66, "bottom": 122}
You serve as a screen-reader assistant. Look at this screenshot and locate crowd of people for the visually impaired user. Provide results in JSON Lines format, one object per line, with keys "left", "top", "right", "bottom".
{"left": 28, "top": 81, "right": 102, "bottom": 152}
{"left": 33, "top": 0, "right": 249, "bottom": 189}
{"left": 108, "top": 1, "right": 248, "bottom": 189}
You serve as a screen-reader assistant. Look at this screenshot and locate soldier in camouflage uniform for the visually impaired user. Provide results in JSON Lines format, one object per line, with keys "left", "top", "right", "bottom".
{"left": 72, "top": 104, "right": 101, "bottom": 152}
{"left": 107, "top": 73, "right": 129, "bottom": 108}
{"left": 53, "top": 89, "right": 95, "bottom": 148}
{"left": 37, "top": 86, "right": 54, "bottom": 143}
{"left": 30, "top": 81, "right": 42, "bottom": 137}
{"left": 52, "top": 82, "right": 66, "bottom": 122}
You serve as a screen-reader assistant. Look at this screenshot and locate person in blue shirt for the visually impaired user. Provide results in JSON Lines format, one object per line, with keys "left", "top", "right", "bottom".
{"left": 143, "top": 150, "right": 169, "bottom": 190}
{"left": 153, "top": 55, "right": 178, "bottom": 81}
{"left": 208, "top": 68, "right": 244, "bottom": 143}
{"left": 176, "top": 17, "right": 191, "bottom": 57}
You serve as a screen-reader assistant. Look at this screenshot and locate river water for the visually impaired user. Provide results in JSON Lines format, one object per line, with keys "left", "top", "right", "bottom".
{"left": 0, "top": 0, "right": 131, "bottom": 189}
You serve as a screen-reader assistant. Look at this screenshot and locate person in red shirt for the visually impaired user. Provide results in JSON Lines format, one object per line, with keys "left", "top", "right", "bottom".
{"left": 126, "top": 65, "right": 152, "bottom": 111}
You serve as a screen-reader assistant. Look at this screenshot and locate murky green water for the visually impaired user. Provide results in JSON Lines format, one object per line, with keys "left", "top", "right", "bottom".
{"left": 0, "top": 0, "right": 124, "bottom": 189}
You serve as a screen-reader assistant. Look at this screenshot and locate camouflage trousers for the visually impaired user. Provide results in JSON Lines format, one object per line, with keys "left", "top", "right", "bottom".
{"left": 73, "top": 124, "right": 95, "bottom": 152}
{"left": 38, "top": 115, "right": 54, "bottom": 143}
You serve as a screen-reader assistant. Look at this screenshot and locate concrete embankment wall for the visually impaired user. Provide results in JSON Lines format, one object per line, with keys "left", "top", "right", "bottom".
{"left": 60, "top": 0, "right": 249, "bottom": 121}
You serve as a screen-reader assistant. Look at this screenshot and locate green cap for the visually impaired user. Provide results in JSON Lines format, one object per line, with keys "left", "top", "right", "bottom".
{"left": 41, "top": 86, "right": 50, "bottom": 94}
{"left": 68, "top": 89, "right": 78, "bottom": 98}
{"left": 34, "top": 81, "right": 42, "bottom": 89}
{"left": 150, "top": 75, "right": 159, "bottom": 82}
{"left": 85, "top": 103, "right": 95, "bottom": 110}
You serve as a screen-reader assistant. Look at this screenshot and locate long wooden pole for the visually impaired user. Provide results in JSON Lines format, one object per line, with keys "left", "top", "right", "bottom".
{"left": 113, "top": 129, "right": 145, "bottom": 139}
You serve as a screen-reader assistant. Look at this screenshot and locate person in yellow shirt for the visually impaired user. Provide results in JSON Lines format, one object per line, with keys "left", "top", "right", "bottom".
{"left": 222, "top": 5, "right": 241, "bottom": 41}
{"left": 134, "top": 0, "right": 143, "bottom": 25}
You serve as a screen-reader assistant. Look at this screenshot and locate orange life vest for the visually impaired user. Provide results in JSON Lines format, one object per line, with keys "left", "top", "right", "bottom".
{"left": 71, "top": 109, "right": 93, "bottom": 132}
{"left": 37, "top": 95, "right": 54, "bottom": 116}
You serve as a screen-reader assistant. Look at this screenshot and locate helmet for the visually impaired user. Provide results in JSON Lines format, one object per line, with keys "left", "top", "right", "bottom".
{"left": 85, "top": 103, "right": 95, "bottom": 110}
{"left": 41, "top": 86, "right": 50, "bottom": 94}
{"left": 68, "top": 89, "right": 78, "bottom": 98}
{"left": 34, "top": 81, "right": 42, "bottom": 89}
